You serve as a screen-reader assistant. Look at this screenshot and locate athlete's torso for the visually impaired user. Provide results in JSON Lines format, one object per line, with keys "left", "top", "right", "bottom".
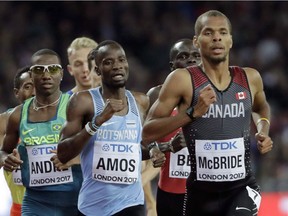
{"left": 79, "top": 87, "right": 144, "bottom": 216}
{"left": 183, "top": 66, "right": 254, "bottom": 191}
{"left": 18, "top": 93, "right": 82, "bottom": 192}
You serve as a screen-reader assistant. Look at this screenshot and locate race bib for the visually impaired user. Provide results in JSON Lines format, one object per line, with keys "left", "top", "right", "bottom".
{"left": 92, "top": 141, "right": 140, "bottom": 184}
{"left": 196, "top": 137, "right": 246, "bottom": 182}
{"left": 27, "top": 144, "right": 73, "bottom": 187}
{"left": 12, "top": 167, "right": 23, "bottom": 185}
{"left": 169, "top": 147, "right": 190, "bottom": 179}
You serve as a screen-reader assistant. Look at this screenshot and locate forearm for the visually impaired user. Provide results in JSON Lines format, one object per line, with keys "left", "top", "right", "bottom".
{"left": 142, "top": 112, "right": 190, "bottom": 145}
{"left": 141, "top": 160, "right": 160, "bottom": 186}
{"left": 253, "top": 102, "right": 271, "bottom": 135}
{"left": 141, "top": 145, "right": 150, "bottom": 160}
{"left": 57, "top": 126, "right": 93, "bottom": 164}
{"left": 0, "top": 150, "right": 8, "bottom": 168}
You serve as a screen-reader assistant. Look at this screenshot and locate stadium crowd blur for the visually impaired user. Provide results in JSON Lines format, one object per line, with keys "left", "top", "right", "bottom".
{"left": 0, "top": 1, "right": 288, "bottom": 193}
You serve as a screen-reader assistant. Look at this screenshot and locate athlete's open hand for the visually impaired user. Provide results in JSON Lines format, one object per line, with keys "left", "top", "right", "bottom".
{"left": 3, "top": 148, "right": 22, "bottom": 172}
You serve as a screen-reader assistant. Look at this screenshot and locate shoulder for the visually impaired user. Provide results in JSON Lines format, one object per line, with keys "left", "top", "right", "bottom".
{"left": 130, "top": 90, "right": 150, "bottom": 112}
{"left": 146, "top": 85, "right": 162, "bottom": 107}
{"left": 6, "top": 105, "right": 22, "bottom": 126}
{"left": 146, "top": 85, "right": 162, "bottom": 97}
{"left": 169, "top": 68, "right": 190, "bottom": 79}
{"left": 67, "top": 90, "right": 93, "bottom": 111}
{"left": 242, "top": 67, "right": 261, "bottom": 78}
{"left": 242, "top": 67, "right": 263, "bottom": 84}
{"left": 164, "top": 68, "right": 192, "bottom": 90}
{"left": 161, "top": 68, "right": 192, "bottom": 99}
{"left": 0, "top": 111, "right": 9, "bottom": 131}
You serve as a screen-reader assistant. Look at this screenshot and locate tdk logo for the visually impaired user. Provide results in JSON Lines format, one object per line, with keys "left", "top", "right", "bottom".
{"left": 207, "top": 141, "right": 238, "bottom": 150}
{"left": 110, "top": 144, "right": 133, "bottom": 153}
{"left": 102, "top": 144, "right": 110, "bottom": 151}
{"left": 203, "top": 142, "right": 212, "bottom": 150}
{"left": 32, "top": 146, "right": 57, "bottom": 155}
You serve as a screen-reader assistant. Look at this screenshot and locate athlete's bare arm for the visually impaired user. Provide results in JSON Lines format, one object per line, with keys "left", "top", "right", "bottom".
{"left": 0, "top": 106, "right": 22, "bottom": 170}
{"left": 57, "top": 91, "right": 125, "bottom": 163}
{"left": 146, "top": 85, "right": 162, "bottom": 109}
{"left": 245, "top": 67, "right": 272, "bottom": 154}
{"left": 57, "top": 91, "right": 95, "bottom": 163}
{"left": 0, "top": 111, "right": 8, "bottom": 147}
{"left": 132, "top": 91, "right": 158, "bottom": 160}
{"left": 143, "top": 68, "right": 216, "bottom": 144}
{"left": 142, "top": 69, "right": 192, "bottom": 144}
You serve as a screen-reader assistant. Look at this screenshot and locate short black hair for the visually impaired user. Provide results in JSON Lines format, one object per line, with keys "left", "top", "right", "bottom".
{"left": 169, "top": 38, "right": 193, "bottom": 61}
{"left": 194, "top": 10, "right": 232, "bottom": 36}
{"left": 14, "top": 65, "right": 31, "bottom": 89}
{"left": 87, "top": 48, "right": 96, "bottom": 71}
{"left": 93, "top": 40, "right": 123, "bottom": 65}
{"left": 31, "top": 48, "right": 61, "bottom": 64}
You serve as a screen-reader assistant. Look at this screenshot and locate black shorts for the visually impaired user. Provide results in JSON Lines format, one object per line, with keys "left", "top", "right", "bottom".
{"left": 156, "top": 187, "right": 185, "bottom": 216}
{"left": 112, "top": 205, "right": 145, "bottom": 216}
{"left": 184, "top": 182, "right": 261, "bottom": 216}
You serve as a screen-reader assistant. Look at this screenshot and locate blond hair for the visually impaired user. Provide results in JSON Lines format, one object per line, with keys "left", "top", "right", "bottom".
{"left": 67, "top": 37, "right": 98, "bottom": 57}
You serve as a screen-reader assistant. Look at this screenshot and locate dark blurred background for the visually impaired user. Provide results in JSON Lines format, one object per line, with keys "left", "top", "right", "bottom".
{"left": 0, "top": 1, "right": 287, "bottom": 195}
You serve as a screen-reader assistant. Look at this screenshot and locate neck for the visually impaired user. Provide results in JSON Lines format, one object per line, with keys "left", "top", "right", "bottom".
{"left": 100, "top": 86, "right": 126, "bottom": 100}
{"left": 35, "top": 91, "right": 61, "bottom": 103}
{"left": 72, "top": 85, "right": 92, "bottom": 93}
{"left": 200, "top": 61, "right": 231, "bottom": 90}
{"left": 33, "top": 92, "right": 62, "bottom": 111}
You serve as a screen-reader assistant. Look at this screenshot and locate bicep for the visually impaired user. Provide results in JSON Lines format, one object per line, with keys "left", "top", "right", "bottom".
{"left": 1, "top": 110, "right": 20, "bottom": 153}
{"left": 60, "top": 92, "right": 93, "bottom": 140}
{"left": 0, "top": 113, "right": 8, "bottom": 147}
{"left": 147, "top": 69, "right": 191, "bottom": 119}
{"left": 246, "top": 68, "right": 268, "bottom": 113}
{"left": 146, "top": 86, "right": 161, "bottom": 109}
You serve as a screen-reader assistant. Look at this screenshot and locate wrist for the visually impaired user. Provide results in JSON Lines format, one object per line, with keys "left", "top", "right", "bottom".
{"left": 186, "top": 107, "right": 197, "bottom": 120}
{"left": 91, "top": 115, "right": 101, "bottom": 130}
{"left": 148, "top": 142, "right": 159, "bottom": 152}
{"left": 85, "top": 119, "right": 99, "bottom": 136}
{"left": 158, "top": 142, "right": 171, "bottom": 152}
{"left": 168, "top": 140, "right": 175, "bottom": 153}
{"left": 85, "top": 122, "right": 97, "bottom": 136}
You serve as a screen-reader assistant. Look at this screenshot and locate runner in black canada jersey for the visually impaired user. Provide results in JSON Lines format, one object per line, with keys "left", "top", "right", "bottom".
{"left": 142, "top": 10, "right": 273, "bottom": 216}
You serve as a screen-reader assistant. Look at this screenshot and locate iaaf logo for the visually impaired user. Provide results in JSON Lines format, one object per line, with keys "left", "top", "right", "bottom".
{"left": 203, "top": 141, "right": 237, "bottom": 150}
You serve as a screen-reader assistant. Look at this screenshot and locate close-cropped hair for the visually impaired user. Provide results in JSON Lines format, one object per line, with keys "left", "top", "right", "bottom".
{"left": 14, "top": 65, "right": 31, "bottom": 89}
{"left": 169, "top": 38, "right": 193, "bottom": 61}
{"left": 87, "top": 48, "right": 96, "bottom": 71}
{"left": 31, "top": 48, "right": 62, "bottom": 64}
{"left": 194, "top": 10, "right": 232, "bottom": 36}
{"left": 67, "top": 37, "right": 98, "bottom": 57}
{"left": 93, "top": 40, "right": 124, "bottom": 65}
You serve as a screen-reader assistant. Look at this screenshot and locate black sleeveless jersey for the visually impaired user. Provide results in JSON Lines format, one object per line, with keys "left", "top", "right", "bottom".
{"left": 183, "top": 65, "right": 257, "bottom": 191}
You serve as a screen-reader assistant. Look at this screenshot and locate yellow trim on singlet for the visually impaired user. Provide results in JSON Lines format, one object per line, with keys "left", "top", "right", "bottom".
{"left": 4, "top": 170, "right": 25, "bottom": 204}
